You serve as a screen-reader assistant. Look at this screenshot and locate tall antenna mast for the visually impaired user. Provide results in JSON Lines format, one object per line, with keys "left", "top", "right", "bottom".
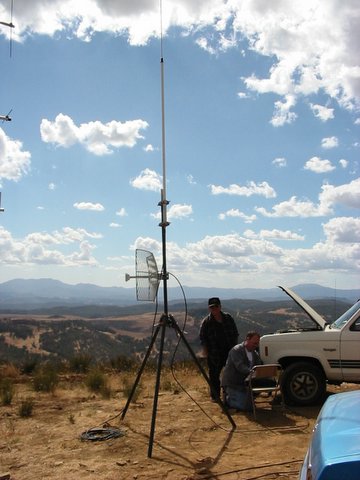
{"left": 160, "top": 0, "right": 167, "bottom": 207}
{"left": 159, "top": 0, "right": 169, "bottom": 314}
{"left": 0, "top": 0, "right": 15, "bottom": 57}
{"left": 1, "top": 0, "right": 15, "bottom": 123}
{"left": 0, "top": 192, "right": 4, "bottom": 213}
{"left": 120, "top": 0, "right": 236, "bottom": 458}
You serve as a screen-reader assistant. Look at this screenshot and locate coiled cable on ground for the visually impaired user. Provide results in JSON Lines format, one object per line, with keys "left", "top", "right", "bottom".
{"left": 80, "top": 426, "right": 126, "bottom": 442}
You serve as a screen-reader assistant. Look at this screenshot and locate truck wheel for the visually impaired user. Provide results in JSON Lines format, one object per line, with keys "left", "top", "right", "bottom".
{"left": 281, "top": 362, "right": 326, "bottom": 406}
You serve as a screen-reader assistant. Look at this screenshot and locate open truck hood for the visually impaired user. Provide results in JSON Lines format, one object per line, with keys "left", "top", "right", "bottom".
{"left": 279, "top": 285, "right": 327, "bottom": 330}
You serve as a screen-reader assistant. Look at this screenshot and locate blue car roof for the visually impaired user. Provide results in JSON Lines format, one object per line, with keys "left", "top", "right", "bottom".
{"left": 311, "top": 390, "right": 360, "bottom": 479}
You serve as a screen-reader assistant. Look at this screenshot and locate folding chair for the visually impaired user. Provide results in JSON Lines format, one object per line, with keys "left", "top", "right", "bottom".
{"left": 247, "top": 364, "right": 283, "bottom": 419}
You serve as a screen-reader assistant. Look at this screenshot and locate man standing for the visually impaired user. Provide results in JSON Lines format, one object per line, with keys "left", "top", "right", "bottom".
{"left": 199, "top": 297, "right": 238, "bottom": 401}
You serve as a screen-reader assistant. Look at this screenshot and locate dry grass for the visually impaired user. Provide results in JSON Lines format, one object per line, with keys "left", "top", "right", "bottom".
{"left": 0, "top": 364, "right": 358, "bottom": 480}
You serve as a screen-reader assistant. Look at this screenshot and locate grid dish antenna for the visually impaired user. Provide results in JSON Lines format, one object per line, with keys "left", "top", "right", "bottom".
{"left": 125, "top": 249, "right": 161, "bottom": 301}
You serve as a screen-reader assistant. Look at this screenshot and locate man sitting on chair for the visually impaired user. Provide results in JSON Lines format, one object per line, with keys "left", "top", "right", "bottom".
{"left": 221, "top": 331, "right": 275, "bottom": 411}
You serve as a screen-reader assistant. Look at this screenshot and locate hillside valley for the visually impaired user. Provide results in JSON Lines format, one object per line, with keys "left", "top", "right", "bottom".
{"left": 0, "top": 296, "right": 352, "bottom": 366}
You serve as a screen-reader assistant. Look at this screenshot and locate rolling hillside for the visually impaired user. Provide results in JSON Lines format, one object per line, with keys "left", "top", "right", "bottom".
{"left": 0, "top": 297, "right": 352, "bottom": 366}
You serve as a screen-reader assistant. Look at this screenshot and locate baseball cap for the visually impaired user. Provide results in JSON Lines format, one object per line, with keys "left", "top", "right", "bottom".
{"left": 208, "top": 297, "right": 221, "bottom": 307}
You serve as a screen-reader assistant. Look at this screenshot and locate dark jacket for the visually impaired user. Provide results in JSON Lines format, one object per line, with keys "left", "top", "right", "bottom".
{"left": 221, "top": 342, "right": 263, "bottom": 388}
{"left": 199, "top": 311, "right": 238, "bottom": 365}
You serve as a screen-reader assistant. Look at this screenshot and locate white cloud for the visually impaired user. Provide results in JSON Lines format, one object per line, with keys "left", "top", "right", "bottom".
{"left": 130, "top": 168, "right": 162, "bottom": 192}
{"left": 144, "top": 144, "right": 154, "bottom": 152}
{"left": 185, "top": 233, "right": 283, "bottom": 261}
{"left": 319, "top": 178, "right": 360, "bottom": 210}
{"left": 26, "top": 227, "right": 102, "bottom": 245}
{"left": 323, "top": 217, "right": 360, "bottom": 243}
{"left": 270, "top": 95, "right": 297, "bottom": 127}
{"left": 304, "top": 156, "right": 336, "bottom": 173}
{"left": 132, "top": 218, "right": 359, "bottom": 285}
{"left": 40, "top": 113, "right": 148, "bottom": 155}
{"left": 234, "top": 1, "right": 360, "bottom": 112}
{"left": 0, "top": 226, "right": 100, "bottom": 266}
{"left": 210, "top": 181, "right": 276, "bottom": 198}
{"left": 73, "top": 202, "right": 105, "bottom": 211}
{"left": 244, "top": 229, "right": 305, "bottom": 241}
{"left": 339, "top": 159, "right": 348, "bottom": 169}
{"left": 7, "top": 1, "right": 359, "bottom": 118}
{"left": 48, "top": 183, "right": 56, "bottom": 190}
{"left": 109, "top": 222, "right": 121, "bottom": 228}
{"left": 256, "top": 178, "right": 360, "bottom": 218}
{"left": 0, "top": 128, "right": 31, "bottom": 181}
{"left": 151, "top": 203, "right": 193, "bottom": 221}
{"left": 218, "top": 209, "right": 257, "bottom": 223}
{"left": 196, "top": 37, "right": 217, "bottom": 55}
{"left": 187, "top": 174, "right": 197, "bottom": 185}
{"left": 272, "top": 157, "right": 287, "bottom": 168}
{"left": 310, "top": 104, "right": 334, "bottom": 121}
{"left": 2, "top": 215, "right": 358, "bottom": 282}
{"left": 116, "top": 208, "right": 128, "bottom": 217}
{"left": 321, "top": 136, "right": 339, "bottom": 149}
{"left": 256, "top": 196, "right": 332, "bottom": 218}
{"left": 168, "top": 204, "right": 193, "bottom": 219}
{"left": 132, "top": 236, "right": 162, "bottom": 255}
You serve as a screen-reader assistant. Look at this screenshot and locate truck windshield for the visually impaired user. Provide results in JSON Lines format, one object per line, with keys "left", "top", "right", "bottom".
{"left": 330, "top": 301, "right": 360, "bottom": 329}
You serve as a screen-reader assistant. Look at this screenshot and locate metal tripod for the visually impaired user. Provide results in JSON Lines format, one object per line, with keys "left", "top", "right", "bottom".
{"left": 120, "top": 195, "right": 236, "bottom": 458}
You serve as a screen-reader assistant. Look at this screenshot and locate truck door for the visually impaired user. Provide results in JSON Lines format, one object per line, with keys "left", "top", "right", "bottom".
{"left": 339, "top": 315, "right": 360, "bottom": 382}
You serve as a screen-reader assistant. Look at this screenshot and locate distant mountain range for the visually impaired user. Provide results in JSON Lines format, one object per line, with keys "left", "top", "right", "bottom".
{"left": 0, "top": 278, "right": 358, "bottom": 310}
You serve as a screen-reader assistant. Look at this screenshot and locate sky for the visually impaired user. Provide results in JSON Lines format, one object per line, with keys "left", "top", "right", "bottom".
{"left": 0, "top": 0, "right": 359, "bottom": 293}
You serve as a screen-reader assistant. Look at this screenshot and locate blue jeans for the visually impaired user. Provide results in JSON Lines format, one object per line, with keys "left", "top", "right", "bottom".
{"left": 224, "top": 386, "right": 252, "bottom": 411}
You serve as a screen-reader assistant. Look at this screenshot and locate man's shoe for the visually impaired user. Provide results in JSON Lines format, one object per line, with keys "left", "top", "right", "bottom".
{"left": 270, "top": 395, "right": 282, "bottom": 405}
{"left": 211, "top": 397, "right": 220, "bottom": 403}
{"left": 227, "top": 408, "right": 238, "bottom": 415}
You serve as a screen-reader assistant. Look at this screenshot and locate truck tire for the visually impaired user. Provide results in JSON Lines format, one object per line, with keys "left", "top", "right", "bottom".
{"left": 281, "top": 362, "right": 326, "bottom": 406}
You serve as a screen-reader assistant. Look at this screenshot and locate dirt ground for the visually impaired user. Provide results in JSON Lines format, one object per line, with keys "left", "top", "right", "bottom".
{"left": 1, "top": 369, "right": 358, "bottom": 480}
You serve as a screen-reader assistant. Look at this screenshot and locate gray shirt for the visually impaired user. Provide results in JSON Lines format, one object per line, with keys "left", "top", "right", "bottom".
{"left": 221, "top": 341, "right": 263, "bottom": 388}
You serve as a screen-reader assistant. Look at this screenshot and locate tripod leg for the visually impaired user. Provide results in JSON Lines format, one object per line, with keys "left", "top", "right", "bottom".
{"left": 147, "top": 318, "right": 167, "bottom": 457}
{"left": 120, "top": 322, "right": 162, "bottom": 420}
{"left": 171, "top": 319, "right": 236, "bottom": 429}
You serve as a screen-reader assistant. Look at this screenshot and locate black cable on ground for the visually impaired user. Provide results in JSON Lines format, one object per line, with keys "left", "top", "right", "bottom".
{"left": 80, "top": 426, "right": 126, "bottom": 442}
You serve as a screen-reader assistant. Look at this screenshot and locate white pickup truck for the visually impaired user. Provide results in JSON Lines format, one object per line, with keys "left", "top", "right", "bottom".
{"left": 259, "top": 286, "right": 360, "bottom": 406}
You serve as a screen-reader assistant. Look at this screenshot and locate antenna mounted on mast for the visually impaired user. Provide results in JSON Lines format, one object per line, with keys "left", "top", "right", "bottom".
{"left": 1, "top": 0, "right": 15, "bottom": 123}
{"left": 125, "top": 249, "right": 161, "bottom": 301}
{"left": 0, "top": 0, "right": 15, "bottom": 57}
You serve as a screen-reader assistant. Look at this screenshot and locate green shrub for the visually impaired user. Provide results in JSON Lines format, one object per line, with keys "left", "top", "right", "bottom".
{"left": 85, "top": 369, "right": 108, "bottom": 394}
{"left": 161, "top": 378, "right": 178, "bottom": 393}
{"left": 0, "top": 378, "right": 15, "bottom": 405}
{"left": 19, "top": 397, "right": 34, "bottom": 417}
{"left": 20, "top": 359, "right": 38, "bottom": 375}
{"left": 110, "top": 354, "right": 137, "bottom": 372}
{"left": 69, "top": 354, "right": 92, "bottom": 373}
{"left": 122, "top": 377, "right": 142, "bottom": 403}
{"left": 33, "top": 365, "right": 59, "bottom": 393}
{"left": 100, "top": 383, "right": 112, "bottom": 399}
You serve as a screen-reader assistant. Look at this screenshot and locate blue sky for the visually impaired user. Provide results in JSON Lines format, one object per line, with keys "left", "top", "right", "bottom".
{"left": 0, "top": 0, "right": 359, "bottom": 292}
